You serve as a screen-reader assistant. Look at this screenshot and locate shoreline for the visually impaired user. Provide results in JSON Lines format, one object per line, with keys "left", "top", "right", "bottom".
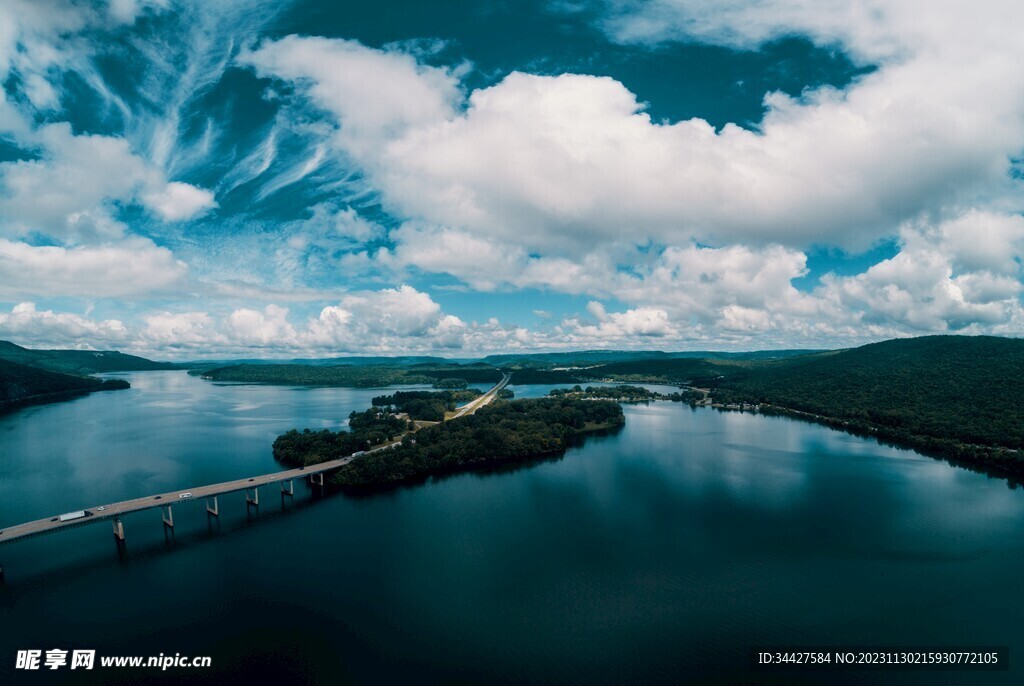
{"left": 270, "top": 397, "right": 627, "bottom": 491}
{"left": 707, "top": 401, "right": 1024, "bottom": 484}
{"left": 0, "top": 381, "right": 130, "bottom": 415}
{"left": 331, "top": 419, "right": 626, "bottom": 493}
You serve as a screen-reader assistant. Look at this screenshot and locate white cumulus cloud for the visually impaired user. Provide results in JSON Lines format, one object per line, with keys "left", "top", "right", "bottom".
{"left": 244, "top": 5, "right": 1024, "bottom": 256}
{"left": 142, "top": 181, "right": 218, "bottom": 222}
{"left": 0, "top": 302, "right": 129, "bottom": 348}
{"left": 0, "top": 237, "right": 188, "bottom": 298}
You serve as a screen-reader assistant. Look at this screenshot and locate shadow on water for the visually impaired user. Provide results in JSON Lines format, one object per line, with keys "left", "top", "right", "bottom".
{"left": 884, "top": 442, "right": 1024, "bottom": 490}
{"left": 712, "top": 405, "right": 1024, "bottom": 490}
{"left": 0, "top": 488, "right": 331, "bottom": 592}
{"left": 0, "top": 389, "right": 97, "bottom": 417}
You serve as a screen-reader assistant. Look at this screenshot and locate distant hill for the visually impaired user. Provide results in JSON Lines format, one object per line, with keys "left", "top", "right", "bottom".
{"left": 182, "top": 349, "right": 819, "bottom": 370}
{"left": 583, "top": 357, "right": 745, "bottom": 382}
{"left": 183, "top": 355, "right": 457, "bottom": 369}
{"left": 0, "top": 340, "right": 175, "bottom": 375}
{"left": 481, "top": 349, "right": 819, "bottom": 367}
{"left": 706, "top": 335, "right": 1024, "bottom": 461}
{"left": 483, "top": 351, "right": 675, "bottom": 367}
{"left": 197, "top": 362, "right": 505, "bottom": 387}
{"left": 292, "top": 356, "right": 457, "bottom": 366}
{"left": 196, "top": 364, "right": 416, "bottom": 387}
{"left": 0, "top": 359, "right": 130, "bottom": 411}
{"left": 566, "top": 336, "right": 1024, "bottom": 472}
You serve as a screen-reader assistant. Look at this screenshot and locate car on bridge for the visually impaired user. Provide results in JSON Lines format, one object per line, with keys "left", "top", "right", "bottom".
{"left": 179, "top": 492, "right": 193, "bottom": 499}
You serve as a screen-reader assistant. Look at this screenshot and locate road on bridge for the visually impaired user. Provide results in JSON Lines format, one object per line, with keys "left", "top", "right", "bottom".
{"left": 451, "top": 372, "right": 511, "bottom": 418}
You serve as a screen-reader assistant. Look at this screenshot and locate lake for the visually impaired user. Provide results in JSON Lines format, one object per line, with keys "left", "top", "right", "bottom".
{"left": 1, "top": 371, "right": 1022, "bottom": 684}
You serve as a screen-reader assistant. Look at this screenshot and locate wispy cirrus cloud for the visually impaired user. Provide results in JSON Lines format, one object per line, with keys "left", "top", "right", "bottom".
{"left": 0, "top": 123, "right": 216, "bottom": 241}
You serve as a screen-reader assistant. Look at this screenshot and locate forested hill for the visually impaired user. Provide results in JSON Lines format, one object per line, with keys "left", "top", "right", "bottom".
{"left": 0, "top": 359, "right": 130, "bottom": 410}
{"left": 586, "top": 357, "right": 741, "bottom": 383}
{"left": 0, "top": 340, "right": 175, "bottom": 374}
{"left": 197, "top": 363, "right": 503, "bottom": 387}
{"left": 711, "top": 336, "right": 1024, "bottom": 451}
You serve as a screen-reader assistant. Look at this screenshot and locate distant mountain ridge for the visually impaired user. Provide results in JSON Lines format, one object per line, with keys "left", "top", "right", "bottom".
{"left": 480, "top": 349, "right": 820, "bottom": 366}
{"left": 0, "top": 340, "right": 824, "bottom": 376}
{"left": 0, "top": 340, "right": 176, "bottom": 374}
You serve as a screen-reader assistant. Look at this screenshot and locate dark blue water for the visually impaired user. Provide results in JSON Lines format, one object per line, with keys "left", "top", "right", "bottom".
{"left": 1, "top": 372, "right": 1022, "bottom": 685}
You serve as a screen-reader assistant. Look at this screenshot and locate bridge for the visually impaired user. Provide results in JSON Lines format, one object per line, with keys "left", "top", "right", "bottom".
{"left": 0, "top": 373, "right": 511, "bottom": 577}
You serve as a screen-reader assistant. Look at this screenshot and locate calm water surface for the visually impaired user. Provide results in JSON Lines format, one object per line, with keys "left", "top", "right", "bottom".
{"left": 1, "top": 371, "right": 1022, "bottom": 685}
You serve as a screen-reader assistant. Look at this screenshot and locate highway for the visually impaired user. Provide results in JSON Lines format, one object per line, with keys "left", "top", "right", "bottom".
{"left": 451, "top": 372, "right": 511, "bottom": 418}
{"left": 0, "top": 372, "right": 512, "bottom": 547}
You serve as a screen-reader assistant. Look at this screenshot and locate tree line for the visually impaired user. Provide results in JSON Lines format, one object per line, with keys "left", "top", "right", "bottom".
{"left": 272, "top": 396, "right": 625, "bottom": 487}
{"left": 371, "top": 389, "right": 483, "bottom": 421}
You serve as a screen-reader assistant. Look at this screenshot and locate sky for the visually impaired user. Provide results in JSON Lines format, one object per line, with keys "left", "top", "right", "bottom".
{"left": 0, "top": 0, "right": 1022, "bottom": 359}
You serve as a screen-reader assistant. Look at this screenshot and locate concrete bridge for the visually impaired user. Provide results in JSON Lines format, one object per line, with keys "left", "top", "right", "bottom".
{"left": 0, "top": 372, "right": 510, "bottom": 579}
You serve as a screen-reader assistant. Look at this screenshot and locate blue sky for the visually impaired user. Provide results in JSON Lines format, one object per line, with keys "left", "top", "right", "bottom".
{"left": 0, "top": 0, "right": 1022, "bottom": 358}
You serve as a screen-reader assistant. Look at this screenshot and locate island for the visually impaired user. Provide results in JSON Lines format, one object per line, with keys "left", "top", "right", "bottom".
{"left": 272, "top": 395, "right": 625, "bottom": 488}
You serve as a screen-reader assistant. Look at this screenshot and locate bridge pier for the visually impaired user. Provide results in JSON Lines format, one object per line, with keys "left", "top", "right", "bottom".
{"left": 112, "top": 516, "right": 125, "bottom": 541}
{"left": 281, "top": 479, "right": 294, "bottom": 496}
{"left": 309, "top": 472, "right": 324, "bottom": 487}
{"left": 245, "top": 487, "right": 259, "bottom": 507}
{"left": 206, "top": 496, "right": 219, "bottom": 516}
{"left": 161, "top": 505, "right": 174, "bottom": 529}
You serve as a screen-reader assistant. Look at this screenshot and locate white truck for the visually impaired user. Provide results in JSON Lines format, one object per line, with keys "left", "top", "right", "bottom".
{"left": 58, "top": 511, "right": 88, "bottom": 522}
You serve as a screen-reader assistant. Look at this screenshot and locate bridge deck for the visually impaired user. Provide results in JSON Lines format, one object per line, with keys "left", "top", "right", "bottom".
{"left": 0, "top": 373, "right": 510, "bottom": 546}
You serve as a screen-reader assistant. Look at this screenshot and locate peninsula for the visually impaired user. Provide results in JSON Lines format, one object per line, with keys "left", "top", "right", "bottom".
{"left": 0, "top": 359, "right": 130, "bottom": 412}
{"left": 273, "top": 394, "right": 625, "bottom": 489}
